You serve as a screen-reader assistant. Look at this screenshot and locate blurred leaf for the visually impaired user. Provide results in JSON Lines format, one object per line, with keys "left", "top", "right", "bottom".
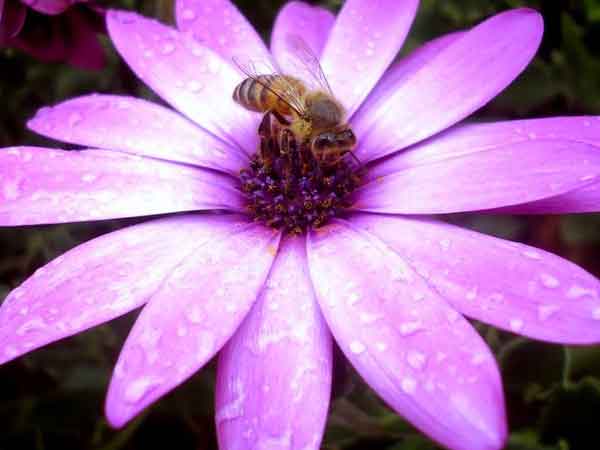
{"left": 540, "top": 378, "right": 600, "bottom": 450}
{"left": 501, "top": 339, "right": 566, "bottom": 428}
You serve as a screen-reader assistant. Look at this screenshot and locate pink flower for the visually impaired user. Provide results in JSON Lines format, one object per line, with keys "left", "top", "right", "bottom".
{"left": 0, "top": 0, "right": 105, "bottom": 69}
{"left": 2, "top": 1, "right": 600, "bottom": 449}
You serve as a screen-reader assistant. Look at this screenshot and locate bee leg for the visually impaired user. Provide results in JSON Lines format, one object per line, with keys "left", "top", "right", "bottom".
{"left": 279, "top": 127, "right": 295, "bottom": 161}
{"left": 258, "top": 112, "right": 277, "bottom": 166}
{"left": 329, "top": 150, "right": 362, "bottom": 167}
{"left": 271, "top": 109, "right": 291, "bottom": 127}
{"left": 308, "top": 139, "right": 325, "bottom": 167}
{"left": 286, "top": 129, "right": 301, "bottom": 172}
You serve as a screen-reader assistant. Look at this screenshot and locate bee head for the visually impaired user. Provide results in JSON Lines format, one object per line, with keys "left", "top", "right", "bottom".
{"left": 313, "top": 128, "right": 356, "bottom": 152}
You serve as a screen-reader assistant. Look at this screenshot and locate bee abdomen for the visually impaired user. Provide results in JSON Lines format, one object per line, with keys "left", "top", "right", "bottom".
{"left": 233, "top": 75, "right": 304, "bottom": 116}
{"left": 233, "top": 75, "right": 275, "bottom": 113}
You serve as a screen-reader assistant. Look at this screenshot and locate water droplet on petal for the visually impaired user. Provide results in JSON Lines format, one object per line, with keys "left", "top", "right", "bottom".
{"left": 124, "top": 376, "right": 162, "bottom": 404}
{"left": 4, "top": 345, "right": 19, "bottom": 358}
{"left": 375, "top": 341, "right": 387, "bottom": 352}
{"left": 522, "top": 250, "right": 542, "bottom": 260}
{"left": 16, "top": 318, "right": 46, "bottom": 336}
{"left": 412, "top": 292, "right": 425, "bottom": 302}
{"left": 406, "top": 350, "right": 427, "bottom": 370}
{"left": 399, "top": 321, "right": 423, "bottom": 336}
{"left": 350, "top": 340, "right": 366, "bottom": 354}
{"left": 347, "top": 292, "right": 361, "bottom": 305}
{"left": 186, "top": 305, "right": 203, "bottom": 324}
{"left": 539, "top": 273, "right": 560, "bottom": 289}
{"left": 537, "top": 304, "right": 560, "bottom": 322}
{"left": 3, "top": 179, "right": 23, "bottom": 201}
{"left": 181, "top": 8, "right": 196, "bottom": 20}
{"left": 187, "top": 80, "right": 204, "bottom": 93}
{"left": 439, "top": 239, "right": 451, "bottom": 251}
{"left": 470, "top": 352, "right": 488, "bottom": 366}
{"left": 359, "top": 312, "right": 381, "bottom": 324}
{"left": 509, "top": 318, "right": 524, "bottom": 332}
{"left": 216, "top": 379, "right": 246, "bottom": 423}
{"left": 401, "top": 377, "right": 417, "bottom": 394}
{"left": 81, "top": 173, "right": 97, "bottom": 183}
{"left": 195, "top": 330, "right": 215, "bottom": 362}
{"left": 447, "top": 309, "right": 460, "bottom": 323}
{"left": 567, "top": 285, "right": 597, "bottom": 300}
{"left": 161, "top": 42, "right": 176, "bottom": 55}
{"left": 466, "top": 287, "right": 478, "bottom": 301}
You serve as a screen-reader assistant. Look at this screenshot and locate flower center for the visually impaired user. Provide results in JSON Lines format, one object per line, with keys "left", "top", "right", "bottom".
{"left": 239, "top": 124, "right": 361, "bottom": 234}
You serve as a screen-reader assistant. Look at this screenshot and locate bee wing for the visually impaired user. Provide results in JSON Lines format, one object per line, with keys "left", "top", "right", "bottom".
{"left": 232, "top": 56, "right": 306, "bottom": 117}
{"left": 282, "top": 34, "right": 334, "bottom": 96}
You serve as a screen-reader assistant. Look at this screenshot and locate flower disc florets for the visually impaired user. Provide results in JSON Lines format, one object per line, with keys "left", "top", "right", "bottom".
{"left": 240, "top": 140, "right": 361, "bottom": 234}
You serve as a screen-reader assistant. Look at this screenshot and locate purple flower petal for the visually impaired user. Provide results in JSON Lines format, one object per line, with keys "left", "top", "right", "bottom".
{"left": 27, "top": 95, "right": 247, "bottom": 174}
{"left": 105, "top": 224, "right": 281, "bottom": 427}
{"left": 355, "top": 31, "right": 463, "bottom": 121}
{"left": 175, "top": 0, "right": 272, "bottom": 65}
{"left": 353, "top": 8, "right": 543, "bottom": 163}
{"left": 320, "top": 0, "right": 418, "bottom": 116}
{"left": 0, "top": 214, "right": 244, "bottom": 364}
{"left": 22, "top": 0, "right": 76, "bottom": 15}
{"left": 216, "top": 237, "right": 332, "bottom": 450}
{"left": 407, "top": 117, "right": 600, "bottom": 214}
{"left": 496, "top": 183, "right": 600, "bottom": 214}
{"left": 368, "top": 117, "right": 600, "bottom": 175}
{"left": 271, "top": 1, "right": 335, "bottom": 76}
{"left": 0, "top": 0, "right": 27, "bottom": 40}
{"left": 106, "top": 10, "right": 259, "bottom": 153}
{"left": 353, "top": 213, "right": 600, "bottom": 344}
{"left": 307, "top": 220, "right": 506, "bottom": 450}
{"left": 355, "top": 140, "right": 600, "bottom": 214}
{"left": 0, "top": 147, "right": 242, "bottom": 225}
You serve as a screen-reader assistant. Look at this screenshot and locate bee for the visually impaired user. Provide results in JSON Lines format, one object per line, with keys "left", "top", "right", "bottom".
{"left": 232, "top": 37, "right": 358, "bottom": 166}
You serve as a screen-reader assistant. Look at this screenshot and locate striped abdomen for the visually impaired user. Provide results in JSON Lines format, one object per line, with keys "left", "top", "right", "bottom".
{"left": 233, "top": 75, "right": 305, "bottom": 116}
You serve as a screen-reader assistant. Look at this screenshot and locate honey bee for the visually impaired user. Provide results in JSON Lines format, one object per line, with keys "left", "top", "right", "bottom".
{"left": 232, "top": 37, "right": 358, "bottom": 166}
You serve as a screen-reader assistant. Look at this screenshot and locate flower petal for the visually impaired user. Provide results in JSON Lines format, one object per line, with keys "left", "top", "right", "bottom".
{"left": 0, "top": 0, "right": 27, "bottom": 40}
{"left": 496, "top": 183, "right": 600, "bottom": 214}
{"left": 307, "top": 220, "right": 506, "bottom": 450}
{"left": 320, "top": 0, "right": 418, "bottom": 116}
{"left": 0, "top": 147, "right": 242, "bottom": 225}
{"left": 24, "top": 0, "right": 74, "bottom": 15}
{"left": 271, "top": 1, "right": 335, "bottom": 77}
{"left": 27, "top": 95, "right": 247, "bottom": 174}
{"left": 355, "top": 140, "right": 600, "bottom": 214}
{"left": 353, "top": 8, "right": 544, "bottom": 163}
{"left": 216, "top": 236, "right": 332, "bottom": 450}
{"left": 0, "top": 214, "right": 244, "bottom": 365}
{"left": 367, "top": 117, "right": 600, "bottom": 176}
{"left": 105, "top": 224, "right": 281, "bottom": 427}
{"left": 405, "top": 117, "right": 600, "bottom": 214}
{"left": 175, "top": 0, "right": 271, "bottom": 65}
{"left": 106, "top": 10, "right": 259, "bottom": 153}
{"left": 355, "top": 31, "right": 463, "bottom": 120}
{"left": 353, "top": 213, "right": 600, "bottom": 344}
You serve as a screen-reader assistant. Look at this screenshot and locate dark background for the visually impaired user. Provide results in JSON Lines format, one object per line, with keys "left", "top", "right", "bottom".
{"left": 1, "top": 0, "right": 600, "bottom": 449}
